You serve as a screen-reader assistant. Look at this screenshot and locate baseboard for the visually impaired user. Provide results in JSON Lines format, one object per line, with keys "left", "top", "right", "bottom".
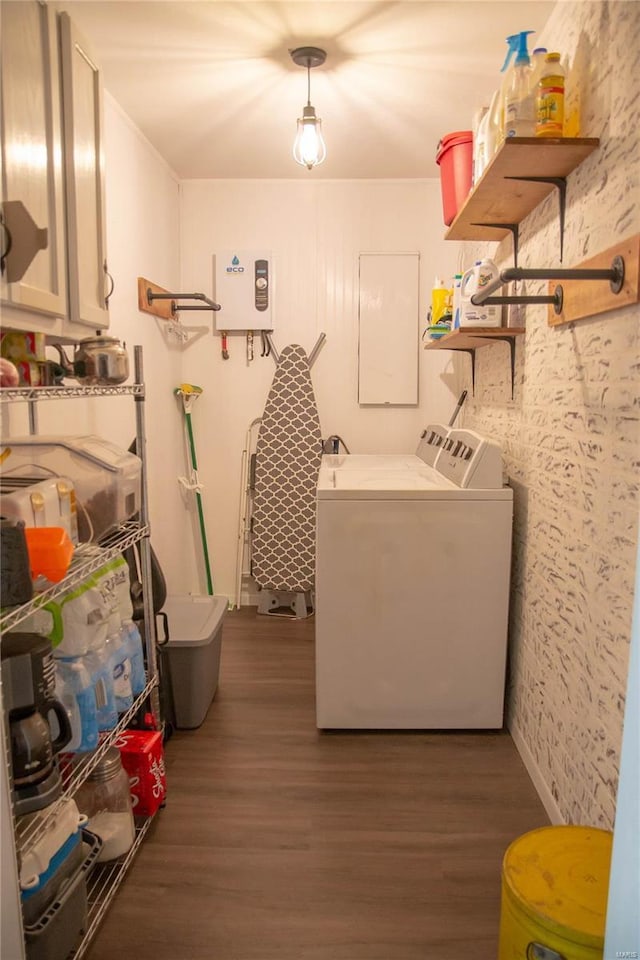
{"left": 239, "top": 589, "right": 260, "bottom": 608}
{"left": 509, "top": 722, "right": 564, "bottom": 825}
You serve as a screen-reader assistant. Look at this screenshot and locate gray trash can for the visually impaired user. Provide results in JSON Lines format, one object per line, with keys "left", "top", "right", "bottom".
{"left": 163, "top": 595, "right": 227, "bottom": 729}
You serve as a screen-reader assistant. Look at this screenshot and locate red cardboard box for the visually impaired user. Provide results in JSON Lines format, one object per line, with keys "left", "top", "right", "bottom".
{"left": 115, "top": 729, "right": 166, "bottom": 816}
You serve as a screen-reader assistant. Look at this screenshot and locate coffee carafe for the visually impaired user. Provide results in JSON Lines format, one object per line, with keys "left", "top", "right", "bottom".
{"left": 1, "top": 633, "right": 72, "bottom": 814}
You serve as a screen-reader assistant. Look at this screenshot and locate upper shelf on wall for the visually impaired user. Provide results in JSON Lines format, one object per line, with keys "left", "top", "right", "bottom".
{"left": 445, "top": 137, "right": 600, "bottom": 242}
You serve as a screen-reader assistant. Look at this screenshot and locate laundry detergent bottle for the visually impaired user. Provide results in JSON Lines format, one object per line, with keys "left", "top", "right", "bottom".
{"left": 459, "top": 259, "right": 503, "bottom": 328}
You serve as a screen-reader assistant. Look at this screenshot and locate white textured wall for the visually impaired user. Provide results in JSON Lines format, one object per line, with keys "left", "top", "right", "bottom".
{"left": 178, "top": 179, "right": 460, "bottom": 601}
{"left": 457, "top": 0, "right": 640, "bottom": 827}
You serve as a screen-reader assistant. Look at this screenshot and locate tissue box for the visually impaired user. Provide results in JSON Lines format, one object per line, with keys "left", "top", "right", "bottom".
{"left": 116, "top": 730, "right": 166, "bottom": 816}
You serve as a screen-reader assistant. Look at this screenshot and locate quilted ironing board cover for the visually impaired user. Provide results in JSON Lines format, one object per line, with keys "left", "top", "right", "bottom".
{"left": 252, "top": 344, "right": 322, "bottom": 593}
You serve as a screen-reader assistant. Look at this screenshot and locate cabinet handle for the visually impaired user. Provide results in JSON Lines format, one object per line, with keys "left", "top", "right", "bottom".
{"left": 0, "top": 212, "right": 12, "bottom": 275}
{"left": 104, "top": 260, "right": 115, "bottom": 306}
{"left": 2, "top": 200, "right": 49, "bottom": 283}
{"left": 0, "top": 200, "right": 48, "bottom": 283}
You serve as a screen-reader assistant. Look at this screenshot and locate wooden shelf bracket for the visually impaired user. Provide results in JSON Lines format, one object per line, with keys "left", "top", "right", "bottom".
{"left": 457, "top": 335, "right": 519, "bottom": 399}
{"left": 505, "top": 175, "right": 567, "bottom": 262}
{"left": 470, "top": 222, "right": 520, "bottom": 268}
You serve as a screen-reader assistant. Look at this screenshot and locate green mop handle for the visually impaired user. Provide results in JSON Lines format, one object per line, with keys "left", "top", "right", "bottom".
{"left": 184, "top": 411, "right": 214, "bottom": 596}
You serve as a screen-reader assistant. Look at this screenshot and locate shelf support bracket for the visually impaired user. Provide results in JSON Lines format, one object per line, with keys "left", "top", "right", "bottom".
{"left": 471, "top": 222, "right": 520, "bottom": 269}
{"left": 492, "top": 335, "right": 519, "bottom": 400}
{"left": 504, "top": 176, "right": 567, "bottom": 262}
{"left": 448, "top": 337, "right": 521, "bottom": 400}
{"left": 480, "top": 286, "right": 564, "bottom": 315}
{"left": 146, "top": 290, "right": 221, "bottom": 313}
{"left": 457, "top": 348, "right": 476, "bottom": 397}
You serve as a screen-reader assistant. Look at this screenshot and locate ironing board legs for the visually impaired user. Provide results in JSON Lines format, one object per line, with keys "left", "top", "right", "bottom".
{"left": 257, "top": 589, "right": 315, "bottom": 619}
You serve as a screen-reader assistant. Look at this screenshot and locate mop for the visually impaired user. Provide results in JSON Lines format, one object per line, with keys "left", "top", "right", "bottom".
{"left": 174, "top": 383, "right": 214, "bottom": 595}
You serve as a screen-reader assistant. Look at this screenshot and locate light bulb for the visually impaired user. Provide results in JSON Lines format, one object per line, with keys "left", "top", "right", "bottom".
{"left": 293, "top": 105, "right": 326, "bottom": 170}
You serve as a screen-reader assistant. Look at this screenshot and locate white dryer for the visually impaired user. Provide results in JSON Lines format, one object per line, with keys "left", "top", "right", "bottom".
{"left": 315, "top": 428, "right": 513, "bottom": 729}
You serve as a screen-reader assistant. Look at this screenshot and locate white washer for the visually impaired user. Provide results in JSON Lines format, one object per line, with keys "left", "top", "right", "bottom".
{"left": 315, "top": 429, "right": 513, "bottom": 729}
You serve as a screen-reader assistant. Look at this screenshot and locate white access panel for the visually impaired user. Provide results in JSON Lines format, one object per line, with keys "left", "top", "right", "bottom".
{"left": 213, "top": 250, "right": 273, "bottom": 330}
{"left": 358, "top": 253, "right": 419, "bottom": 405}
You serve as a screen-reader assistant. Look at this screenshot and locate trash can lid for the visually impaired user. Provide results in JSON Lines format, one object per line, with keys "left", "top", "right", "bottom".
{"left": 502, "top": 825, "right": 612, "bottom": 948}
{"left": 436, "top": 130, "right": 473, "bottom": 163}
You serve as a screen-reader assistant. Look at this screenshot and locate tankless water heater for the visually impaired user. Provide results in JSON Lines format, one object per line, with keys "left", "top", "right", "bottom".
{"left": 213, "top": 251, "right": 273, "bottom": 331}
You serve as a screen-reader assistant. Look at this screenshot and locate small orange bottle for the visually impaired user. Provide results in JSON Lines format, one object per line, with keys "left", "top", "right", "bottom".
{"left": 536, "top": 53, "right": 565, "bottom": 137}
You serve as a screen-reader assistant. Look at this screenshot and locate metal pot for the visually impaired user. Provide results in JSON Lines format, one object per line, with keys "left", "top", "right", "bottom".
{"left": 72, "top": 336, "right": 129, "bottom": 385}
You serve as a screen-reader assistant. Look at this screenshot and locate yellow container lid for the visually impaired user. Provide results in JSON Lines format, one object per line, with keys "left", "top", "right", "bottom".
{"left": 503, "top": 825, "right": 613, "bottom": 949}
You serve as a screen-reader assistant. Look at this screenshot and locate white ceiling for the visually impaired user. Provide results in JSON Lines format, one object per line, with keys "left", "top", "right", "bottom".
{"left": 61, "top": 0, "right": 554, "bottom": 180}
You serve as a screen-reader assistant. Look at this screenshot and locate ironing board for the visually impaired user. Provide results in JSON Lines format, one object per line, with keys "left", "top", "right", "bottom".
{"left": 251, "top": 344, "right": 322, "bottom": 613}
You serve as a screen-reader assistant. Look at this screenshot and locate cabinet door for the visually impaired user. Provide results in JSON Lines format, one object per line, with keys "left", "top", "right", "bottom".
{"left": 59, "top": 12, "right": 109, "bottom": 334}
{"left": 0, "top": 0, "right": 66, "bottom": 333}
{"left": 358, "top": 253, "right": 419, "bottom": 405}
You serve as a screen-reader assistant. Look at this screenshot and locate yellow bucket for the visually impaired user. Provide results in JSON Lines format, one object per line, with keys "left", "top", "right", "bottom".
{"left": 498, "top": 825, "right": 612, "bottom": 960}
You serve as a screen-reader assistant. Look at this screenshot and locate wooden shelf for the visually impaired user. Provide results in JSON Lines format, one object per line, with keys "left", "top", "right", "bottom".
{"left": 423, "top": 327, "right": 525, "bottom": 351}
{"left": 424, "top": 327, "right": 525, "bottom": 398}
{"left": 445, "top": 138, "right": 599, "bottom": 242}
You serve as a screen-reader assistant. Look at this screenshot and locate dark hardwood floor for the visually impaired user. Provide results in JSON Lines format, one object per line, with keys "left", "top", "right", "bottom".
{"left": 85, "top": 608, "right": 548, "bottom": 960}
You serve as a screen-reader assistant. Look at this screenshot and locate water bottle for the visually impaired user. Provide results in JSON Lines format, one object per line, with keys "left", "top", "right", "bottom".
{"left": 104, "top": 628, "right": 133, "bottom": 715}
{"left": 85, "top": 639, "right": 118, "bottom": 731}
{"left": 54, "top": 658, "right": 100, "bottom": 753}
{"left": 120, "top": 620, "right": 146, "bottom": 696}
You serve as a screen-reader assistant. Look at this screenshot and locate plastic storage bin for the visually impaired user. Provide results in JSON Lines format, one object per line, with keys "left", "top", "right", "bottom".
{"left": 163, "top": 595, "right": 227, "bottom": 729}
{"left": 18, "top": 799, "right": 87, "bottom": 925}
{"left": 24, "top": 829, "right": 101, "bottom": 960}
{"left": 498, "top": 825, "right": 612, "bottom": 960}
{"left": 435, "top": 130, "right": 473, "bottom": 226}
{"left": 0, "top": 436, "right": 141, "bottom": 542}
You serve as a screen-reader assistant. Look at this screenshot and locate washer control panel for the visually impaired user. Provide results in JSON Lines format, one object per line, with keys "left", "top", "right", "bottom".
{"left": 436, "top": 428, "right": 504, "bottom": 488}
{"left": 415, "top": 423, "right": 450, "bottom": 467}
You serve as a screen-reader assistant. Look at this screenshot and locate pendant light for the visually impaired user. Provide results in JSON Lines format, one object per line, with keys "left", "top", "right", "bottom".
{"left": 290, "top": 46, "right": 327, "bottom": 170}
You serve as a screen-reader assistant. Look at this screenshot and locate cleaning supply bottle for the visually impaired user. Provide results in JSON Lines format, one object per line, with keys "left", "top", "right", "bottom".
{"left": 451, "top": 273, "right": 463, "bottom": 331}
{"left": 472, "top": 105, "right": 489, "bottom": 184}
{"left": 502, "top": 30, "right": 536, "bottom": 138}
{"left": 431, "top": 278, "right": 451, "bottom": 327}
{"left": 530, "top": 47, "right": 548, "bottom": 90}
{"left": 563, "top": 49, "right": 582, "bottom": 137}
{"left": 536, "top": 53, "right": 565, "bottom": 137}
{"left": 484, "top": 86, "right": 503, "bottom": 164}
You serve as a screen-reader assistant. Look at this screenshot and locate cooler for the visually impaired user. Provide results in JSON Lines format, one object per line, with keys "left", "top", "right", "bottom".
{"left": 163, "top": 595, "right": 227, "bottom": 729}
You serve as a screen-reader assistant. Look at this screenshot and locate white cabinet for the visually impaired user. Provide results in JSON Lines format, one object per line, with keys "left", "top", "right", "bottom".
{"left": 0, "top": 1, "right": 109, "bottom": 340}
{"left": 59, "top": 11, "right": 109, "bottom": 336}
{"left": 0, "top": 0, "right": 67, "bottom": 335}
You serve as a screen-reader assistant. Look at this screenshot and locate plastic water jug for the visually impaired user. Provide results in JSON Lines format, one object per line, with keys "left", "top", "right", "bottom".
{"left": 459, "top": 259, "right": 503, "bottom": 328}
{"left": 54, "top": 658, "right": 100, "bottom": 753}
{"left": 104, "top": 629, "right": 133, "bottom": 714}
{"left": 84, "top": 640, "right": 118, "bottom": 731}
{"left": 120, "top": 621, "right": 146, "bottom": 696}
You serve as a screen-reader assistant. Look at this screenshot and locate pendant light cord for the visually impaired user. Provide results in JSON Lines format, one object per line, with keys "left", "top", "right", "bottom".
{"left": 307, "top": 61, "right": 311, "bottom": 106}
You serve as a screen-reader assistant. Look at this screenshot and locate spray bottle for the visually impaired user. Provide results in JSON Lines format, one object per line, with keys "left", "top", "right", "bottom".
{"left": 502, "top": 30, "right": 536, "bottom": 138}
